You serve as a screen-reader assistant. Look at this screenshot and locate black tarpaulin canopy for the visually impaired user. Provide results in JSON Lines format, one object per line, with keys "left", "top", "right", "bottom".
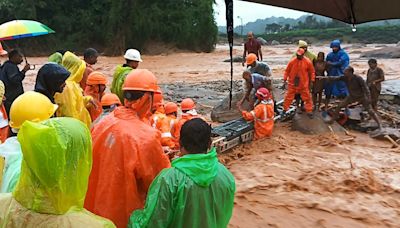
{"left": 240, "top": 0, "right": 400, "bottom": 24}
{"left": 224, "top": 0, "right": 400, "bottom": 109}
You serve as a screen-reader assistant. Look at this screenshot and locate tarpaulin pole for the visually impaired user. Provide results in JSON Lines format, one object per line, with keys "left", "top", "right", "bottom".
{"left": 225, "top": 0, "right": 234, "bottom": 110}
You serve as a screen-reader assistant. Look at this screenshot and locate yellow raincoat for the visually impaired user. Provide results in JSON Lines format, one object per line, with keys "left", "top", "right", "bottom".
{"left": 54, "top": 52, "right": 92, "bottom": 127}
{"left": 0, "top": 117, "right": 115, "bottom": 227}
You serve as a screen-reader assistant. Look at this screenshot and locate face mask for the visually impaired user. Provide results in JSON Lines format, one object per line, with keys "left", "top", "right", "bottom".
{"left": 129, "top": 92, "right": 153, "bottom": 119}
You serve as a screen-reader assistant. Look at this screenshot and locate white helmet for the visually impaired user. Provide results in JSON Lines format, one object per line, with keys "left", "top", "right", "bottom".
{"left": 124, "top": 49, "right": 142, "bottom": 62}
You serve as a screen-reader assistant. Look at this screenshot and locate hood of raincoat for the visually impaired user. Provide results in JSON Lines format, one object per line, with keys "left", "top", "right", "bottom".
{"left": 172, "top": 148, "right": 218, "bottom": 187}
{"left": 111, "top": 65, "right": 133, "bottom": 102}
{"left": 13, "top": 117, "right": 92, "bottom": 215}
{"left": 330, "top": 40, "right": 341, "bottom": 49}
{"left": 34, "top": 63, "right": 70, "bottom": 103}
{"left": 48, "top": 52, "right": 63, "bottom": 65}
{"left": 62, "top": 51, "right": 86, "bottom": 83}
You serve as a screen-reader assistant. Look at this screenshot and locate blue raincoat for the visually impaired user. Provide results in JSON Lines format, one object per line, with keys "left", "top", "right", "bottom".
{"left": 325, "top": 40, "right": 350, "bottom": 97}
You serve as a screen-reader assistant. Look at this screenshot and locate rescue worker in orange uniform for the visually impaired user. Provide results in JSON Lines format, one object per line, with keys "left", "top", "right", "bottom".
{"left": 100, "top": 93, "right": 121, "bottom": 112}
{"left": 282, "top": 48, "right": 315, "bottom": 118}
{"left": 150, "top": 91, "right": 166, "bottom": 129}
{"left": 85, "top": 69, "right": 171, "bottom": 228}
{"left": 159, "top": 102, "right": 179, "bottom": 150}
{"left": 91, "top": 93, "right": 121, "bottom": 127}
{"left": 0, "top": 81, "right": 9, "bottom": 143}
{"left": 241, "top": 88, "right": 274, "bottom": 140}
{"left": 175, "top": 98, "right": 202, "bottom": 144}
{"left": 84, "top": 71, "right": 107, "bottom": 121}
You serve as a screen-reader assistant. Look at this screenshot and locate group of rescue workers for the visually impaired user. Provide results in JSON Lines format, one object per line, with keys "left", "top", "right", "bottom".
{"left": 239, "top": 33, "right": 384, "bottom": 139}
{"left": 0, "top": 33, "right": 386, "bottom": 227}
{"left": 0, "top": 46, "right": 235, "bottom": 228}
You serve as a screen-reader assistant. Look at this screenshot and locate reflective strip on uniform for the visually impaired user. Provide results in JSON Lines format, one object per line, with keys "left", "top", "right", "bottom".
{"left": 254, "top": 105, "right": 273, "bottom": 123}
{"left": 250, "top": 111, "right": 256, "bottom": 119}
{"left": 161, "top": 132, "right": 173, "bottom": 138}
{"left": 152, "top": 116, "right": 159, "bottom": 128}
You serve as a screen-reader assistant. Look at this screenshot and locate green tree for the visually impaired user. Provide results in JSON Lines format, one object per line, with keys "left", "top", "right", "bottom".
{"left": 0, "top": 0, "right": 218, "bottom": 55}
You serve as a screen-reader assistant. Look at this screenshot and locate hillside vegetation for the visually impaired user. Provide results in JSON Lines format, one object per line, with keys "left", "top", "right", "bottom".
{"left": 0, "top": 0, "right": 217, "bottom": 55}
{"left": 261, "top": 25, "right": 400, "bottom": 44}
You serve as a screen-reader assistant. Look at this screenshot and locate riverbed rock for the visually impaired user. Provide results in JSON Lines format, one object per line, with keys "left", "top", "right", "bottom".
{"left": 257, "top": 37, "right": 268, "bottom": 45}
{"left": 292, "top": 112, "right": 345, "bottom": 135}
{"left": 211, "top": 92, "right": 251, "bottom": 123}
{"left": 223, "top": 56, "right": 244, "bottom": 63}
{"left": 360, "top": 47, "right": 400, "bottom": 59}
{"left": 369, "top": 127, "right": 400, "bottom": 140}
{"left": 380, "top": 80, "right": 400, "bottom": 104}
{"left": 271, "top": 40, "right": 280, "bottom": 46}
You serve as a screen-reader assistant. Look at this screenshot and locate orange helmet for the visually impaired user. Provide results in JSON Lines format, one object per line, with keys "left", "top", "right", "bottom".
{"left": 256, "top": 87, "right": 271, "bottom": 100}
{"left": 246, "top": 53, "right": 257, "bottom": 65}
{"left": 181, "top": 98, "right": 195, "bottom": 111}
{"left": 122, "top": 69, "right": 161, "bottom": 93}
{"left": 0, "top": 42, "right": 7, "bottom": 56}
{"left": 165, "top": 102, "right": 178, "bottom": 114}
{"left": 86, "top": 71, "right": 107, "bottom": 85}
{"left": 101, "top": 93, "right": 121, "bottom": 106}
{"left": 153, "top": 89, "right": 164, "bottom": 106}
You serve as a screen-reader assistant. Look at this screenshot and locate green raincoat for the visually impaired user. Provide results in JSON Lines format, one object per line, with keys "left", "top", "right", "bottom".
{"left": 0, "top": 118, "right": 115, "bottom": 227}
{"left": 129, "top": 148, "right": 236, "bottom": 228}
{"left": 111, "top": 65, "right": 133, "bottom": 102}
{"left": 48, "top": 52, "right": 63, "bottom": 65}
{"left": 0, "top": 137, "right": 22, "bottom": 193}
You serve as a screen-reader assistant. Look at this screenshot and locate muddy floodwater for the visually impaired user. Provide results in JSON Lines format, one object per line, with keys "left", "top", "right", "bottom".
{"left": 21, "top": 44, "right": 400, "bottom": 227}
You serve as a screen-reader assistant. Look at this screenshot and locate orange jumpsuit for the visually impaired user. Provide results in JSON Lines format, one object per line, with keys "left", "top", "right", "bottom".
{"left": 151, "top": 111, "right": 178, "bottom": 149}
{"left": 0, "top": 105, "right": 9, "bottom": 143}
{"left": 151, "top": 111, "right": 166, "bottom": 129}
{"left": 159, "top": 115, "right": 179, "bottom": 149}
{"left": 283, "top": 57, "right": 315, "bottom": 113}
{"left": 85, "top": 106, "right": 171, "bottom": 228}
{"left": 84, "top": 86, "right": 103, "bottom": 121}
{"left": 242, "top": 100, "right": 274, "bottom": 140}
{"left": 174, "top": 113, "right": 203, "bottom": 148}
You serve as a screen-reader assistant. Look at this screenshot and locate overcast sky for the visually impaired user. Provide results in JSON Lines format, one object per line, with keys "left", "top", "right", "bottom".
{"left": 214, "top": 0, "right": 307, "bottom": 26}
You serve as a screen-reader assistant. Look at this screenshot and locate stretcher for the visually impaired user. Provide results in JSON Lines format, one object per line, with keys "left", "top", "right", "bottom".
{"left": 211, "top": 99, "right": 296, "bottom": 153}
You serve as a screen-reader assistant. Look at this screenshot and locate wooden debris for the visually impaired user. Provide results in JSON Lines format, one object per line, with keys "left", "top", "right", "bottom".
{"left": 384, "top": 135, "right": 399, "bottom": 148}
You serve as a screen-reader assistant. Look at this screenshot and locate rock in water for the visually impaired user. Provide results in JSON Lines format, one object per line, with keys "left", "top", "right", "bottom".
{"left": 257, "top": 37, "right": 268, "bottom": 45}
{"left": 271, "top": 40, "right": 280, "bottom": 45}
{"left": 292, "top": 112, "right": 345, "bottom": 135}
{"left": 360, "top": 47, "right": 400, "bottom": 59}
{"left": 223, "top": 56, "right": 243, "bottom": 63}
{"left": 397, "top": 41, "right": 400, "bottom": 47}
{"left": 211, "top": 92, "right": 251, "bottom": 123}
{"left": 369, "top": 127, "right": 400, "bottom": 140}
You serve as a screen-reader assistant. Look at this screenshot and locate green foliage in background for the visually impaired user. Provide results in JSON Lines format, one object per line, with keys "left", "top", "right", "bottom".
{"left": 258, "top": 25, "right": 400, "bottom": 44}
{"left": 0, "top": 0, "right": 218, "bottom": 55}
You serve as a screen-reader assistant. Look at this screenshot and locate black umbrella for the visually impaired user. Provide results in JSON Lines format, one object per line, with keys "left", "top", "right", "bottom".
{"left": 225, "top": 0, "right": 400, "bottom": 109}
